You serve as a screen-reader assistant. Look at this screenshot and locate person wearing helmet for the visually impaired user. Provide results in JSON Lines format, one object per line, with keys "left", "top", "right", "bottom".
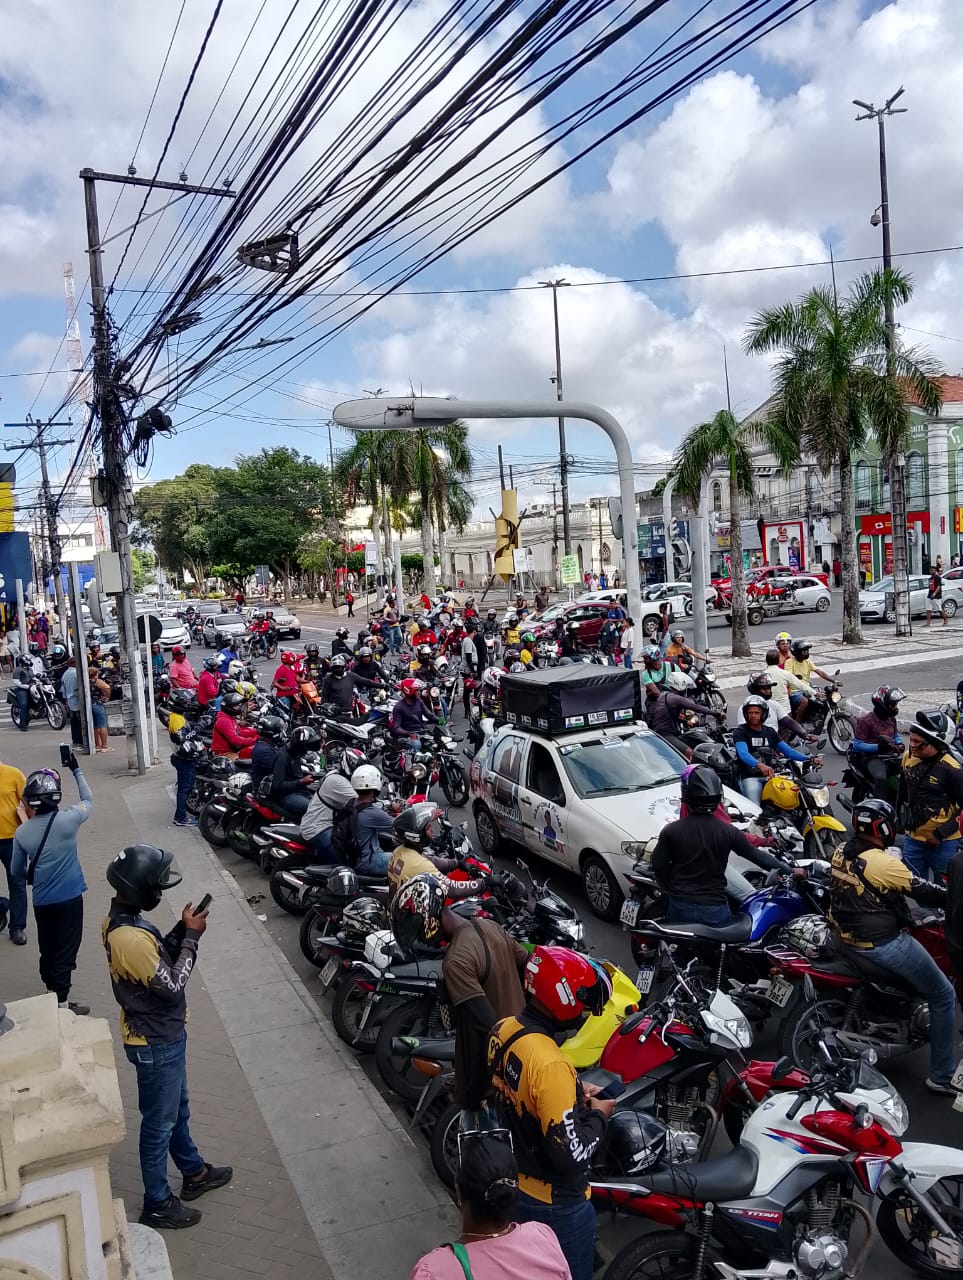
{"left": 387, "top": 805, "right": 490, "bottom": 897}
{"left": 170, "top": 728, "right": 205, "bottom": 828}
{"left": 301, "top": 641, "right": 326, "bottom": 684}
{"left": 104, "top": 845, "right": 232, "bottom": 1228}
{"left": 211, "top": 691, "right": 258, "bottom": 758}
{"left": 271, "top": 651, "right": 301, "bottom": 710}
{"left": 215, "top": 634, "right": 239, "bottom": 676}
{"left": 390, "top": 677, "right": 439, "bottom": 742}
{"left": 0, "top": 752, "right": 27, "bottom": 944}
{"left": 763, "top": 647, "right": 816, "bottom": 725}
{"left": 168, "top": 645, "right": 197, "bottom": 690}
{"left": 785, "top": 639, "right": 835, "bottom": 722}
{"left": 900, "top": 711, "right": 963, "bottom": 880}
{"left": 640, "top": 644, "right": 671, "bottom": 693}
{"left": 664, "top": 628, "right": 705, "bottom": 666}
{"left": 481, "top": 608, "right": 499, "bottom": 639}
{"left": 165, "top": 688, "right": 196, "bottom": 740}
{"left": 331, "top": 626, "right": 353, "bottom": 660}
{"left": 299, "top": 766, "right": 358, "bottom": 858}
{"left": 647, "top": 669, "right": 725, "bottom": 758}
{"left": 249, "top": 714, "right": 286, "bottom": 794}
{"left": 412, "top": 617, "right": 438, "bottom": 649}
{"left": 773, "top": 632, "right": 793, "bottom": 667}
{"left": 733, "top": 696, "right": 811, "bottom": 805}
{"left": 349, "top": 765, "right": 394, "bottom": 874}
{"left": 351, "top": 645, "right": 385, "bottom": 684}
{"left": 196, "top": 654, "right": 221, "bottom": 707}
{"left": 320, "top": 652, "right": 378, "bottom": 711}
{"left": 11, "top": 758, "right": 93, "bottom": 1013}
{"left": 502, "top": 613, "right": 521, "bottom": 649}
{"left": 651, "top": 765, "right": 782, "bottom": 925}
{"left": 829, "top": 799, "right": 954, "bottom": 1094}
{"left": 852, "top": 686, "right": 906, "bottom": 801}
{"left": 268, "top": 725, "right": 321, "bottom": 818}
{"left": 488, "top": 946, "right": 613, "bottom": 1280}
{"left": 746, "top": 668, "right": 812, "bottom": 746}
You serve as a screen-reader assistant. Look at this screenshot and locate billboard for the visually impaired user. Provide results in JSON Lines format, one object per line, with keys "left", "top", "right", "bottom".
{"left": 0, "top": 532, "right": 32, "bottom": 601}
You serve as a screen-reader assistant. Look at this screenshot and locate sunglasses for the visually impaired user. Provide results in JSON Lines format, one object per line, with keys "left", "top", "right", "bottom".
{"left": 456, "top": 1126, "right": 514, "bottom": 1157}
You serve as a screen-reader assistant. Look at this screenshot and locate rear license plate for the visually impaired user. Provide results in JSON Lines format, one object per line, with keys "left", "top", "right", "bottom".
{"left": 766, "top": 976, "right": 794, "bottom": 1007}
{"left": 620, "top": 899, "right": 640, "bottom": 927}
{"left": 319, "top": 957, "right": 340, "bottom": 990}
{"left": 636, "top": 965, "right": 655, "bottom": 994}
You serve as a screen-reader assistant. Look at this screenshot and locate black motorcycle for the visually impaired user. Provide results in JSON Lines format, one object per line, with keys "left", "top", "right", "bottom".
{"left": 841, "top": 741, "right": 902, "bottom": 805}
{"left": 793, "top": 672, "right": 855, "bottom": 753}
{"left": 7, "top": 661, "right": 67, "bottom": 730}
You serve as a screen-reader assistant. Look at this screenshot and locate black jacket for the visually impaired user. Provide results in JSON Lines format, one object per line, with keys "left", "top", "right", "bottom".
{"left": 321, "top": 670, "right": 376, "bottom": 709}
{"left": 250, "top": 739, "right": 278, "bottom": 791}
{"left": 651, "top": 813, "right": 781, "bottom": 903}
{"left": 271, "top": 747, "right": 308, "bottom": 799}
{"left": 830, "top": 836, "right": 945, "bottom": 948}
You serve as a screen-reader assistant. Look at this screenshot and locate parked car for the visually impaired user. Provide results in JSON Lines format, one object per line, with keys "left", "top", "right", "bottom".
{"left": 158, "top": 616, "right": 192, "bottom": 650}
{"left": 859, "top": 574, "right": 963, "bottom": 622}
{"left": 469, "top": 721, "right": 755, "bottom": 920}
{"left": 715, "top": 565, "right": 830, "bottom": 595}
{"left": 762, "top": 575, "right": 831, "bottom": 614}
{"left": 201, "top": 614, "right": 250, "bottom": 646}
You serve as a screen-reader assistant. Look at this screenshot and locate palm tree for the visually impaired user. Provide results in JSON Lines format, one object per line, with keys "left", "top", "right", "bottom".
{"left": 672, "top": 409, "right": 797, "bottom": 658}
{"left": 744, "top": 268, "right": 943, "bottom": 644}
{"left": 387, "top": 421, "right": 473, "bottom": 593}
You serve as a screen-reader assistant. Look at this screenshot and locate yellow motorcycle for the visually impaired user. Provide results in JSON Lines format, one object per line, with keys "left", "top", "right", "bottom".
{"left": 758, "top": 762, "right": 845, "bottom": 860}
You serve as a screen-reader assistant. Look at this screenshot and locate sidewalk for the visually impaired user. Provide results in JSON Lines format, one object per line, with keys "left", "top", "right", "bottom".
{"left": 0, "top": 728, "right": 455, "bottom": 1280}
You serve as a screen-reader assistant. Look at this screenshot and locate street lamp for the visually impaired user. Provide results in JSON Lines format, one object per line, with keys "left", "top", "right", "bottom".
{"left": 332, "top": 395, "right": 643, "bottom": 651}
{"left": 539, "top": 279, "right": 572, "bottom": 556}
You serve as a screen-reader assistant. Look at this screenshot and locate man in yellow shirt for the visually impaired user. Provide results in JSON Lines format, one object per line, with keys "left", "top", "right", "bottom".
{"left": 785, "top": 639, "right": 836, "bottom": 721}
{"left": 0, "top": 755, "right": 27, "bottom": 942}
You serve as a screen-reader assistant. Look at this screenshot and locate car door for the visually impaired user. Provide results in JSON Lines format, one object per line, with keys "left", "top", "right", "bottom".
{"left": 484, "top": 731, "right": 527, "bottom": 843}
{"left": 517, "top": 738, "right": 571, "bottom": 869}
{"left": 909, "top": 577, "right": 928, "bottom": 616}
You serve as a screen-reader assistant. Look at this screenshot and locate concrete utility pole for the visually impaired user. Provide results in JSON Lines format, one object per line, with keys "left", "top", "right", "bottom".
{"left": 540, "top": 280, "right": 572, "bottom": 555}
{"left": 80, "top": 167, "right": 235, "bottom": 773}
{"left": 3, "top": 418, "right": 73, "bottom": 634}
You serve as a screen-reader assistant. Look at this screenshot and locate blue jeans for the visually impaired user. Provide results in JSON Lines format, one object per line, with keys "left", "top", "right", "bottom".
{"left": 666, "top": 897, "right": 732, "bottom": 926}
{"left": 124, "top": 1033, "right": 205, "bottom": 1208}
{"left": 856, "top": 932, "right": 957, "bottom": 1083}
{"left": 902, "top": 836, "right": 958, "bottom": 882}
{"left": 514, "top": 1192, "right": 596, "bottom": 1280}
{"left": 355, "top": 848, "right": 391, "bottom": 875}
{"left": 13, "top": 685, "right": 29, "bottom": 730}
{"left": 305, "top": 828, "right": 338, "bottom": 863}
{"left": 0, "top": 837, "right": 27, "bottom": 932}
{"left": 172, "top": 757, "right": 197, "bottom": 822}
{"left": 386, "top": 625, "right": 402, "bottom": 653}
{"left": 740, "top": 776, "right": 764, "bottom": 806}
{"left": 623, "top": 647, "right": 633, "bottom": 669}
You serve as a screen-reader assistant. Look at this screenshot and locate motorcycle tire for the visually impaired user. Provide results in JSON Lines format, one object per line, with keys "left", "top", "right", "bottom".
{"left": 9, "top": 702, "right": 23, "bottom": 728}
{"left": 199, "top": 799, "right": 230, "bottom": 848}
{"left": 266, "top": 640, "right": 278, "bottom": 659}
{"left": 374, "top": 998, "right": 451, "bottom": 1102}
{"left": 269, "top": 859, "right": 313, "bottom": 917}
{"left": 440, "top": 761, "right": 469, "bottom": 807}
{"left": 224, "top": 808, "right": 258, "bottom": 860}
{"left": 429, "top": 1100, "right": 461, "bottom": 1191}
{"left": 776, "top": 992, "right": 856, "bottom": 1072}
{"left": 185, "top": 785, "right": 204, "bottom": 817}
{"left": 827, "top": 712, "right": 855, "bottom": 754}
{"left": 298, "top": 905, "right": 338, "bottom": 960}
{"left": 46, "top": 699, "right": 67, "bottom": 730}
{"left": 605, "top": 1228, "right": 714, "bottom": 1280}
{"left": 705, "top": 688, "right": 727, "bottom": 714}
{"left": 330, "top": 977, "right": 379, "bottom": 1053}
{"left": 877, "top": 1180, "right": 963, "bottom": 1279}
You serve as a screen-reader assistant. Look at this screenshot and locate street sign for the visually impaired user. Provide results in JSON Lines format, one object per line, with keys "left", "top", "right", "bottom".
{"left": 560, "top": 554, "right": 580, "bottom": 585}
{"left": 136, "top": 614, "right": 163, "bottom": 644}
{"left": 364, "top": 541, "right": 379, "bottom": 571}
{"left": 512, "top": 547, "right": 533, "bottom": 574}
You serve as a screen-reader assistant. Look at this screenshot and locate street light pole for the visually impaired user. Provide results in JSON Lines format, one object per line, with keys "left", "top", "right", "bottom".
{"left": 854, "top": 88, "right": 910, "bottom": 636}
{"left": 540, "top": 280, "right": 572, "bottom": 555}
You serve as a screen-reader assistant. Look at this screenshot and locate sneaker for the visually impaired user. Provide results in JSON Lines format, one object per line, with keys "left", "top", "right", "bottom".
{"left": 180, "top": 1163, "right": 233, "bottom": 1201}
{"left": 925, "top": 1077, "right": 958, "bottom": 1095}
{"left": 68, "top": 1001, "right": 91, "bottom": 1016}
{"left": 173, "top": 816, "right": 198, "bottom": 827}
{"left": 139, "top": 1195, "right": 201, "bottom": 1229}
{"left": 10, "top": 929, "right": 26, "bottom": 946}
{"left": 0, "top": 905, "right": 7, "bottom": 934}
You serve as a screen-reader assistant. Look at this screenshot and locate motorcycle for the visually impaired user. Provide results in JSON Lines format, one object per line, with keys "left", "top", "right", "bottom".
{"left": 689, "top": 662, "right": 727, "bottom": 715}
{"left": 7, "top": 662, "right": 67, "bottom": 730}
{"left": 185, "top": 753, "right": 238, "bottom": 816}
{"left": 757, "top": 755, "right": 846, "bottom": 860}
{"left": 841, "top": 741, "right": 902, "bottom": 806}
{"left": 794, "top": 672, "right": 855, "bottom": 753}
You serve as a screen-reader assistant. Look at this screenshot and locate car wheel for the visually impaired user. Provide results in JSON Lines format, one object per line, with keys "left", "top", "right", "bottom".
{"left": 642, "top": 615, "right": 659, "bottom": 638}
{"left": 815, "top": 595, "right": 830, "bottom": 612}
{"left": 683, "top": 598, "right": 693, "bottom": 617}
{"left": 292, "top": 630, "right": 301, "bottom": 639}
{"left": 581, "top": 852, "right": 623, "bottom": 921}
{"left": 473, "top": 803, "right": 504, "bottom": 857}
{"left": 944, "top": 599, "right": 958, "bottom": 618}
{"left": 747, "top": 607, "right": 764, "bottom": 626}
{"left": 884, "top": 606, "right": 896, "bottom": 624}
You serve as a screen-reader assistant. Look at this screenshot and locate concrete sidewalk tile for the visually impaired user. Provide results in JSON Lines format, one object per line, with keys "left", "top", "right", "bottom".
{"left": 196, "top": 944, "right": 288, "bottom": 995}
{"left": 214, "top": 977, "right": 316, "bottom": 1036}
{"left": 320, "top": 1204, "right": 457, "bottom": 1278}
{"left": 232, "top": 1023, "right": 351, "bottom": 1090}
{"left": 256, "top": 1073, "right": 389, "bottom": 1156}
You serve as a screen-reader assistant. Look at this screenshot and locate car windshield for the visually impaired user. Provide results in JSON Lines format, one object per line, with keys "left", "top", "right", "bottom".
{"left": 558, "top": 731, "right": 683, "bottom": 798}
{"left": 864, "top": 577, "right": 893, "bottom": 593}
{"left": 211, "top": 615, "right": 240, "bottom": 627}
{"left": 537, "top": 604, "right": 567, "bottom": 622}
{"left": 159, "top": 619, "right": 182, "bottom": 633}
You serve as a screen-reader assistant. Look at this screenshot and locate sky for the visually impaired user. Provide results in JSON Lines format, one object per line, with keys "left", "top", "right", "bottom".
{"left": 2, "top": 0, "right": 963, "bottom": 530}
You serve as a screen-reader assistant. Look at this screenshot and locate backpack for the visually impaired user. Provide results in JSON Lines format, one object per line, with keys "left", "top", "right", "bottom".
{"left": 329, "top": 799, "right": 360, "bottom": 865}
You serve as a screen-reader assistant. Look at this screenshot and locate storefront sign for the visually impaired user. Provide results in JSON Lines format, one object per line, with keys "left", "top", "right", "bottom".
{"left": 859, "top": 511, "right": 930, "bottom": 536}
{"left": 955, "top": 507, "right": 963, "bottom": 534}
{"left": 560, "top": 554, "right": 580, "bottom": 585}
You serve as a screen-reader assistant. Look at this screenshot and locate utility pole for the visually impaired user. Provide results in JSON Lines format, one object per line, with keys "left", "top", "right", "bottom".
{"left": 498, "top": 444, "right": 506, "bottom": 490}
{"left": 3, "top": 417, "right": 73, "bottom": 634}
{"left": 854, "top": 89, "right": 909, "bottom": 635}
{"left": 540, "top": 279, "right": 572, "bottom": 554}
{"left": 80, "top": 167, "right": 235, "bottom": 774}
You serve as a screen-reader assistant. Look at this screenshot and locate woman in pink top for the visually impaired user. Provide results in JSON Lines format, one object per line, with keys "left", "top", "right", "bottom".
{"left": 408, "top": 1131, "right": 570, "bottom": 1280}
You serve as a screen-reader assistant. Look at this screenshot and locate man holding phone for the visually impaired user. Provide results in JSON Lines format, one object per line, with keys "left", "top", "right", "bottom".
{"left": 103, "top": 846, "right": 232, "bottom": 1229}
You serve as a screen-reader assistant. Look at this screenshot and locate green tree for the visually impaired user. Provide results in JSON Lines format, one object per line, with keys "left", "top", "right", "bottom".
{"left": 671, "top": 409, "right": 797, "bottom": 657}
{"left": 132, "top": 463, "right": 220, "bottom": 590}
{"left": 131, "top": 548, "right": 156, "bottom": 592}
{"left": 744, "top": 268, "right": 943, "bottom": 644}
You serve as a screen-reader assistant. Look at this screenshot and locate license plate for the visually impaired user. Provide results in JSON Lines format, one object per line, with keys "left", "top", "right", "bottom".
{"left": 319, "top": 957, "right": 340, "bottom": 990}
{"left": 766, "top": 976, "right": 794, "bottom": 1007}
{"left": 636, "top": 965, "right": 655, "bottom": 994}
{"left": 620, "top": 899, "right": 640, "bottom": 927}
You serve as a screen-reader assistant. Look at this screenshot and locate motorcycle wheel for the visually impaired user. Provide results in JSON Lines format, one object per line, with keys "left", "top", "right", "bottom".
{"left": 440, "top": 761, "right": 469, "bottom": 807}
{"left": 429, "top": 1101, "right": 461, "bottom": 1191}
{"left": 704, "top": 688, "right": 727, "bottom": 714}
{"left": 374, "top": 998, "right": 451, "bottom": 1102}
{"left": 877, "top": 1179, "right": 963, "bottom": 1279}
{"left": 185, "top": 786, "right": 204, "bottom": 817}
{"left": 266, "top": 640, "right": 278, "bottom": 659}
{"left": 605, "top": 1229, "right": 712, "bottom": 1280}
{"left": 268, "top": 859, "right": 311, "bottom": 917}
{"left": 776, "top": 993, "right": 856, "bottom": 1072}
{"left": 330, "top": 977, "right": 379, "bottom": 1053}
{"left": 298, "top": 905, "right": 338, "bottom": 961}
{"left": 9, "top": 702, "right": 23, "bottom": 728}
{"left": 46, "top": 699, "right": 67, "bottom": 730}
{"left": 827, "top": 712, "right": 855, "bottom": 753}
{"left": 199, "top": 799, "right": 229, "bottom": 848}
{"left": 224, "top": 808, "right": 258, "bottom": 860}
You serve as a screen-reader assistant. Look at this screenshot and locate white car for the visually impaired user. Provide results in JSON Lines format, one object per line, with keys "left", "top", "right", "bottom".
{"left": 469, "top": 721, "right": 755, "bottom": 919}
{"left": 859, "top": 574, "right": 963, "bottom": 623}
{"left": 770, "top": 575, "right": 832, "bottom": 614}
{"left": 158, "top": 616, "right": 191, "bottom": 650}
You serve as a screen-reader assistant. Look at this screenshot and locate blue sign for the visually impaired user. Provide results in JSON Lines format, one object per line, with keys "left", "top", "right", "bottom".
{"left": 0, "top": 533, "right": 33, "bottom": 601}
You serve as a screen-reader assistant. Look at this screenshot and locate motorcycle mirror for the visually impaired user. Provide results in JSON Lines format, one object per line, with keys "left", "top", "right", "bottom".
{"left": 772, "top": 1055, "right": 795, "bottom": 1082}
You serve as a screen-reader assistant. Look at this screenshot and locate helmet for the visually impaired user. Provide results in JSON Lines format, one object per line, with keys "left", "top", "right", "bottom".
{"left": 326, "top": 867, "right": 361, "bottom": 899}
{"left": 289, "top": 725, "right": 322, "bottom": 756}
{"left": 780, "top": 914, "right": 831, "bottom": 961}
{"left": 482, "top": 668, "right": 502, "bottom": 691}
{"left": 746, "top": 671, "right": 774, "bottom": 697}
{"left": 220, "top": 679, "right": 239, "bottom": 697}
{"left": 524, "top": 946, "right": 611, "bottom": 1026}
{"left": 172, "top": 645, "right": 186, "bottom": 659}
{"left": 109, "top": 646, "right": 121, "bottom": 661}
{"left": 504, "top": 648, "right": 520, "bottom": 665}
{"left": 871, "top": 685, "right": 905, "bottom": 716}
{"left": 351, "top": 764, "right": 383, "bottom": 794}
{"left": 598, "top": 1111, "right": 668, "bottom": 1177}
{"left": 670, "top": 629, "right": 685, "bottom": 643}
{"left": 23, "top": 769, "right": 62, "bottom": 812}
{"left": 775, "top": 631, "right": 792, "bottom": 644}
{"left": 487, "top": 609, "right": 496, "bottom": 619}
{"left": 399, "top": 678, "right": 421, "bottom": 698}
{"left": 342, "top": 895, "right": 389, "bottom": 938}
{"left": 667, "top": 670, "right": 694, "bottom": 693}
{"left": 643, "top": 646, "right": 662, "bottom": 664}
{"left": 305, "top": 642, "right": 320, "bottom": 659}
{"left": 258, "top": 714, "right": 286, "bottom": 743}
{"left": 203, "top": 654, "right": 221, "bottom": 672}
{"left": 911, "top": 709, "right": 952, "bottom": 751}
{"left": 680, "top": 764, "right": 722, "bottom": 815}
{"left": 155, "top": 674, "right": 172, "bottom": 694}
{"left": 228, "top": 659, "right": 245, "bottom": 678}
{"left": 169, "top": 688, "right": 194, "bottom": 710}
{"left": 357, "top": 630, "right": 370, "bottom": 645}
{"left": 356, "top": 646, "right": 373, "bottom": 660}
{"left": 393, "top": 802, "right": 443, "bottom": 850}
{"left": 691, "top": 741, "right": 737, "bottom": 772}
{"left": 330, "top": 655, "right": 348, "bottom": 675}
{"left": 49, "top": 643, "right": 66, "bottom": 663}
{"left": 509, "top": 662, "right": 526, "bottom": 673}
{"left": 265, "top": 610, "right": 274, "bottom": 619}
{"left": 336, "top": 627, "right": 349, "bottom": 640}
{"left": 741, "top": 694, "right": 768, "bottom": 719}
{"left": 790, "top": 639, "right": 811, "bottom": 660}
{"left": 337, "top": 748, "right": 367, "bottom": 779}
{"left": 28, "top": 641, "right": 40, "bottom": 656}
{"left": 391, "top": 874, "right": 447, "bottom": 954}
{"left": 417, "top": 644, "right": 433, "bottom": 660}
{"left": 434, "top": 656, "right": 449, "bottom": 673}
{"left": 521, "top": 631, "right": 535, "bottom": 646}
{"left": 676, "top": 652, "right": 694, "bottom": 673}
{"left": 281, "top": 651, "right": 297, "bottom": 666}
{"left": 852, "top": 797, "right": 897, "bottom": 845}
{"left": 507, "top": 613, "right": 519, "bottom": 626}
{"left": 760, "top": 775, "right": 799, "bottom": 810}
{"left": 369, "top": 621, "right": 382, "bottom": 634}
{"left": 106, "top": 844, "right": 183, "bottom": 912}
{"left": 220, "top": 691, "right": 245, "bottom": 716}
{"left": 151, "top": 642, "right": 161, "bottom": 655}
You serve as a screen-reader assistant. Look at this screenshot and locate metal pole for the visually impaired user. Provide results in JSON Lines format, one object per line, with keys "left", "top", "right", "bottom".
{"left": 548, "top": 284, "right": 572, "bottom": 555}
{"left": 15, "top": 578, "right": 28, "bottom": 657}
{"left": 498, "top": 445, "right": 506, "bottom": 490}
{"left": 661, "top": 476, "right": 677, "bottom": 584}
{"left": 689, "top": 475, "right": 710, "bottom": 656}
{"left": 36, "top": 429, "right": 69, "bottom": 638}
{"left": 68, "top": 562, "right": 95, "bottom": 754}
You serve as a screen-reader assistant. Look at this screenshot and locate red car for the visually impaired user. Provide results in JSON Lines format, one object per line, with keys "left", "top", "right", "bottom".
{"left": 530, "top": 601, "right": 615, "bottom": 646}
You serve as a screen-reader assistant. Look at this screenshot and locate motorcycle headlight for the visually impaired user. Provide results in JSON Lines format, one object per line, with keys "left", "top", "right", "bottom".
{"left": 411, "top": 764, "right": 427, "bottom": 779}
{"left": 809, "top": 787, "right": 830, "bottom": 807}
{"left": 829, "top": 691, "right": 840, "bottom": 704}
{"left": 877, "top": 1088, "right": 909, "bottom": 1136}
{"left": 622, "top": 841, "right": 650, "bottom": 859}
{"left": 701, "top": 1007, "right": 753, "bottom": 1049}
{"left": 554, "top": 917, "right": 584, "bottom": 945}
{"left": 430, "top": 686, "right": 440, "bottom": 698}
{"left": 704, "top": 672, "right": 716, "bottom": 683}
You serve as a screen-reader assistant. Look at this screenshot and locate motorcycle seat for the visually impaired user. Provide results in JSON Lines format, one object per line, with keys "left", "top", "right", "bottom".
{"left": 396, "top": 1035, "right": 455, "bottom": 1061}
{"left": 262, "top": 823, "right": 303, "bottom": 839}
{"left": 641, "top": 1141, "right": 758, "bottom": 1202}
{"left": 636, "top": 913, "right": 753, "bottom": 945}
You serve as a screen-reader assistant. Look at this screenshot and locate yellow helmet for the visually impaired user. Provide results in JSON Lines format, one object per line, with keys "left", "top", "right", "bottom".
{"left": 760, "top": 774, "right": 799, "bottom": 811}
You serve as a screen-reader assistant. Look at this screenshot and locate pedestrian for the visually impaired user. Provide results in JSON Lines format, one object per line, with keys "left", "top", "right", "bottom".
{"left": 936, "top": 555, "right": 945, "bottom": 575}
{"left": 151, "top": 643, "right": 165, "bottom": 677}
{"left": 60, "top": 657, "right": 83, "bottom": 747}
{"left": 899, "top": 711, "right": 963, "bottom": 880}
{"left": 589, "top": 572, "right": 599, "bottom": 592}
{"left": 104, "top": 845, "right": 233, "bottom": 1228}
{"left": 832, "top": 556, "right": 841, "bottom": 588}
{"left": 407, "top": 1129, "right": 571, "bottom": 1280}
{"left": 598, "top": 571, "right": 607, "bottom": 590}
{"left": 613, "top": 570, "right": 620, "bottom": 588}
{"left": 620, "top": 616, "right": 634, "bottom": 669}
{"left": 345, "top": 589, "right": 355, "bottom": 619}
{"left": 10, "top": 759, "right": 92, "bottom": 1014}
{"left": 0, "top": 630, "right": 10, "bottom": 675}
{"left": 90, "top": 665, "right": 112, "bottom": 752}
{"left": 533, "top": 584, "right": 548, "bottom": 613}
{"left": 0, "top": 753, "right": 27, "bottom": 945}
{"left": 383, "top": 601, "right": 402, "bottom": 653}
{"left": 926, "top": 568, "right": 948, "bottom": 627}
{"left": 170, "top": 731, "right": 204, "bottom": 828}
{"left": 953, "top": 554, "right": 961, "bottom": 570}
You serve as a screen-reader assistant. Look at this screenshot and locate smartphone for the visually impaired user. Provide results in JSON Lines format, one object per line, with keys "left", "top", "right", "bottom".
{"left": 59, "top": 743, "right": 72, "bottom": 768}
{"left": 195, "top": 893, "right": 212, "bottom": 914}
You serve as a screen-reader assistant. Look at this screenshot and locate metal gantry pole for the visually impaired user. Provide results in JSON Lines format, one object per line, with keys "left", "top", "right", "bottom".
{"left": 541, "top": 280, "right": 572, "bottom": 555}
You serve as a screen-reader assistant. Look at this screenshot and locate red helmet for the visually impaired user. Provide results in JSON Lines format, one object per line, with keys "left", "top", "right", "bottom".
{"left": 280, "top": 651, "right": 297, "bottom": 666}
{"left": 369, "top": 621, "right": 382, "bottom": 633}
{"left": 523, "top": 946, "right": 611, "bottom": 1026}
{"left": 399, "top": 677, "right": 421, "bottom": 698}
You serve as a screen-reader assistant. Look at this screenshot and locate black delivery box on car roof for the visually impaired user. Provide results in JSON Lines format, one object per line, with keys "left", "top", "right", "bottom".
{"left": 500, "top": 665, "right": 643, "bottom": 737}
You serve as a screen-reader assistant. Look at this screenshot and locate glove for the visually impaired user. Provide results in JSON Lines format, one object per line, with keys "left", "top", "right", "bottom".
{"left": 68, "top": 751, "right": 80, "bottom": 773}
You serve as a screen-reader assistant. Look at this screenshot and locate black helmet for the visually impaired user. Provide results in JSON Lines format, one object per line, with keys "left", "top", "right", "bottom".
{"left": 305, "top": 642, "right": 320, "bottom": 659}
{"left": 107, "top": 844, "right": 183, "bottom": 912}
{"left": 258, "top": 714, "right": 286, "bottom": 743}
{"left": 911, "top": 708, "right": 951, "bottom": 752}
{"left": 393, "top": 802, "right": 443, "bottom": 851}
{"left": 680, "top": 764, "right": 723, "bottom": 815}
{"left": 155, "top": 674, "right": 172, "bottom": 694}
{"left": 691, "top": 741, "right": 737, "bottom": 772}
{"left": 746, "top": 671, "right": 774, "bottom": 696}
{"left": 341, "top": 895, "right": 389, "bottom": 938}
{"left": 326, "top": 866, "right": 360, "bottom": 898}
{"left": 49, "top": 643, "right": 67, "bottom": 663}
{"left": 169, "top": 688, "right": 194, "bottom": 710}
{"left": 288, "top": 724, "right": 322, "bottom": 756}
{"left": 852, "top": 798, "right": 896, "bottom": 846}
{"left": 330, "top": 655, "right": 348, "bottom": 675}
{"left": 23, "top": 768, "right": 62, "bottom": 812}
{"left": 871, "top": 685, "right": 905, "bottom": 717}
{"left": 337, "top": 747, "right": 366, "bottom": 779}
{"left": 390, "top": 873, "right": 446, "bottom": 955}
{"left": 220, "top": 691, "right": 245, "bottom": 716}
{"left": 790, "top": 639, "right": 811, "bottom": 660}
{"left": 335, "top": 627, "right": 349, "bottom": 640}
{"left": 597, "top": 1110, "right": 668, "bottom": 1177}
{"left": 220, "top": 679, "right": 239, "bottom": 696}
{"left": 28, "top": 641, "right": 41, "bottom": 656}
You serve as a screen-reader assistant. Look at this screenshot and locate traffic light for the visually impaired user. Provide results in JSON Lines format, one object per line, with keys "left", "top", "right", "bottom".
{"left": 494, "top": 490, "right": 519, "bottom": 580}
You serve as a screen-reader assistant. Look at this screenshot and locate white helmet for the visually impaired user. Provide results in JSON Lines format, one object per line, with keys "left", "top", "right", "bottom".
{"left": 434, "top": 655, "right": 449, "bottom": 673}
{"left": 351, "top": 764, "right": 383, "bottom": 795}
{"left": 228, "top": 659, "right": 245, "bottom": 678}
{"left": 668, "top": 670, "right": 694, "bottom": 693}
{"left": 482, "top": 668, "right": 502, "bottom": 691}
